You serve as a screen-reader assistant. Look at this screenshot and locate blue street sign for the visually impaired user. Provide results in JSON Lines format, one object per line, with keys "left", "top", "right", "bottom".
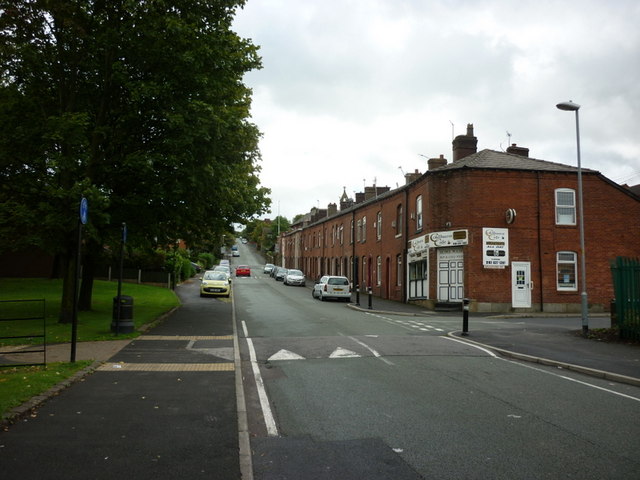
{"left": 79, "top": 197, "right": 88, "bottom": 225}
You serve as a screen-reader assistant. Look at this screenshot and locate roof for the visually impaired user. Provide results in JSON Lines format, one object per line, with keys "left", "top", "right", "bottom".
{"left": 432, "top": 149, "right": 599, "bottom": 174}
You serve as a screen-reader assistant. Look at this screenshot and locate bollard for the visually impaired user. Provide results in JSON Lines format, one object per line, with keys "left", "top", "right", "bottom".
{"left": 462, "top": 298, "right": 470, "bottom": 336}
{"left": 368, "top": 287, "right": 373, "bottom": 310}
{"left": 355, "top": 284, "right": 360, "bottom": 306}
{"left": 610, "top": 298, "right": 616, "bottom": 327}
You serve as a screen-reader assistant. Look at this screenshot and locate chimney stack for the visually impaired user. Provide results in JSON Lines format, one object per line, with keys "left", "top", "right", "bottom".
{"left": 452, "top": 123, "right": 477, "bottom": 162}
{"left": 506, "top": 143, "right": 529, "bottom": 157}
{"left": 428, "top": 154, "right": 447, "bottom": 170}
{"left": 404, "top": 169, "right": 422, "bottom": 184}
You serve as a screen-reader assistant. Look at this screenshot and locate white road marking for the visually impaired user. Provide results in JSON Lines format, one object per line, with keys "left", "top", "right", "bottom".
{"left": 243, "top": 325, "right": 279, "bottom": 437}
{"left": 505, "top": 359, "right": 640, "bottom": 403}
{"left": 268, "top": 349, "right": 306, "bottom": 361}
{"left": 347, "top": 336, "right": 395, "bottom": 366}
{"left": 329, "top": 347, "right": 360, "bottom": 358}
{"left": 442, "top": 336, "right": 498, "bottom": 357}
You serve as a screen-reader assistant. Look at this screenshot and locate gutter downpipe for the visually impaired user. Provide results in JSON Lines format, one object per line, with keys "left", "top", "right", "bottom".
{"left": 403, "top": 187, "right": 409, "bottom": 303}
{"left": 536, "top": 172, "right": 544, "bottom": 311}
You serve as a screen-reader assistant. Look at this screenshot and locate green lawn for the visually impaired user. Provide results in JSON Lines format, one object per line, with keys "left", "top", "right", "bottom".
{"left": 0, "top": 278, "right": 181, "bottom": 421}
{"left": 0, "top": 278, "right": 180, "bottom": 345}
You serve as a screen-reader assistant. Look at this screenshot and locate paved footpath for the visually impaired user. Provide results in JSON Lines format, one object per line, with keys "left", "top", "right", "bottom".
{"left": 0, "top": 282, "right": 241, "bottom": 480}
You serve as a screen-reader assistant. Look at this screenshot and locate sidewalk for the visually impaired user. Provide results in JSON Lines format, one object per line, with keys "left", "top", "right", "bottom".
{"left": 349, "top": 296, "right": 640, "bottom": 387}
{"left": 1, "top": 284, "right": 242, "bottom": 480}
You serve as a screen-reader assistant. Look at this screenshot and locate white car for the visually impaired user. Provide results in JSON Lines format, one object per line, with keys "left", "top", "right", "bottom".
{"left": 312, "top": 275, "right": 351, "bottom": 302}
{"left": 283, "top": 269, "right": 306, "bottom": 286}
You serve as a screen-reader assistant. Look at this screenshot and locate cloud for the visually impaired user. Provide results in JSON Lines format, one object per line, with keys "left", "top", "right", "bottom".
{"left": 234, "top": 0, "right": 640, "bottom": 219}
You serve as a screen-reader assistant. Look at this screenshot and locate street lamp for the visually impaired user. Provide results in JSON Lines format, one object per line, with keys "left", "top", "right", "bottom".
{"left": 556, "top": 100, "right": 588, "bottom": 336}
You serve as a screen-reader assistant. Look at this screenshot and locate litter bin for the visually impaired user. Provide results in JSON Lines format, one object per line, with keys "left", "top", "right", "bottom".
{"left": 111, "top": 295, "right": 134, "bottom": 333}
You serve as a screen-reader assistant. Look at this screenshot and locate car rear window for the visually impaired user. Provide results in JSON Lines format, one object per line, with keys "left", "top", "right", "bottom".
{"left": 328, "top": 278, "right": 349, "bottom": 285}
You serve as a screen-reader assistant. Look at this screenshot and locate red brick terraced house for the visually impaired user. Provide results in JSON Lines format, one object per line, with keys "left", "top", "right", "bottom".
{"left": 279, "top": 125, "right": 640, "bottom": 313}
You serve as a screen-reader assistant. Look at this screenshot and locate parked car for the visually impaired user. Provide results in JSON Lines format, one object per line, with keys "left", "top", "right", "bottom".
{"left": 213, "top": 265, "right": 232, "bottom": 280}
{"left": 263, "top": 263, "right": 275, "bottom": 274}
{"left": 283, "top": 269, "right": 306, "bottom": 286}
{"left": 219, "top": 259, "right": 230, "bottom": 266}
{"left": 200, "top": 270, "right": 231, "bottom": 298}
{"left": 235, "top": 265, "right": 251, "bottom": 277}
{"left": 232, "top": 250, "right": 240, "bottom": 257}
{"left": 274, "top": 267, "right": 288, "bottom": 281}
{"left": 312, "top": 275, "right": 351, "bottom": 301}
{"left": 190, "top": 262, "right": 202, "bottom": 273}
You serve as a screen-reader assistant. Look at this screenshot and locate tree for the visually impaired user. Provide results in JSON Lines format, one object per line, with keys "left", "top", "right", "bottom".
{"left": 0, "top": 0, "right": 270, "bottom": 321}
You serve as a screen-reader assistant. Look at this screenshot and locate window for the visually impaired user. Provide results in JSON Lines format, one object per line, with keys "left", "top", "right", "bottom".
{"left": 339, "top": 225, "right": 344, "bottom": 245}
{"left": 376, "top": 211, "right": 382, "bottom": 240}
{"left": 376, "top": 256, "right": 382, "bottom": 285}
{"left": 362, "top": 216, "right": 367, "bottom": 243}
{"left": 416, "top": 195, "right": 423, "bottom": 231}
{"left": 556, "top": 189, "right": 576, "bottom": 225}
{"left": 396, "top": 204, "right": 403, "bottom": 237}
{"left": 362, "top": 256, "right": 367, "bottom": 289}
{"left": 350, "top": 219, "right": 354, "bottom": 244}
{"left": 356, "top": 219, "right": 361, "bottom": 242}
{"left": 557, "top": 251, "right": 577, "bottom": 291}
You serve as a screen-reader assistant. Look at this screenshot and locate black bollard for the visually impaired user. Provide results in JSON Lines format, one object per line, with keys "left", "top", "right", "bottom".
{"left": 355, "top": 284, "right": 360, "bottom": 306}
{"left": 368, "top": 287, "right": 373, "bottom": 310}
{"left": 462, "top": 298, "right": 470, "bottom": 336}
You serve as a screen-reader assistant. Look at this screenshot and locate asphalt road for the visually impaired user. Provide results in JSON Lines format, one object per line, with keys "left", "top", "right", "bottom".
{"left": 233, "top": 243, "right": 640, "bottom": 480}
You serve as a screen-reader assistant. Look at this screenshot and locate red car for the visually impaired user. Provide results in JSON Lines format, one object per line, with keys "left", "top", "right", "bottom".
{"left": 235, "top": 265, "right": 251, "bottom": 277}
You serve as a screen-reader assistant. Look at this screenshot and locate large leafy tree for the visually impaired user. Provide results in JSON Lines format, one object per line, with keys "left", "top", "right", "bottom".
{"left": 0, "top": 0, "right": 270, "bottom": 321}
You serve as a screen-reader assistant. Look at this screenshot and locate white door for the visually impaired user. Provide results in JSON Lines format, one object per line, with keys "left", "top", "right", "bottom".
{"left": 511, "top": 262, "right": 532, "bottom": 308}
{"left": 437, "top": 248, "right": 464, "bottom": 302}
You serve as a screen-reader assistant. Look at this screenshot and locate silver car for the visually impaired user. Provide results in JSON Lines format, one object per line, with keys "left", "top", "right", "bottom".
{"left": 283, "top": 269, "right": 306, "bottom": 286}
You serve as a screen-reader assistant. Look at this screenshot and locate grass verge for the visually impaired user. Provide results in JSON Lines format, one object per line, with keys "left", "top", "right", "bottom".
{"left": 1, "top": 361, "right": 93, "bottom": 423}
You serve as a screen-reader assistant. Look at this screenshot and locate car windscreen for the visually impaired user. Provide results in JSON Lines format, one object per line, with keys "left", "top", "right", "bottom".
{"left": 204, "top": 272, "right": 226, "bottom": 280}
{"left": 328, "top": 278, "right": 349, "bottom": 285}
{"left": 288, "top": 270, "right": 303, "bottom": 276}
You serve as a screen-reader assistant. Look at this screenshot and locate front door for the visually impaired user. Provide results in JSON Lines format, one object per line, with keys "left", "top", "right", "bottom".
{"left": 512, "top": 261, "right": 532, "bottom": 308}
{"left": 437, "top": 248, "right": 464, "bottom": 302}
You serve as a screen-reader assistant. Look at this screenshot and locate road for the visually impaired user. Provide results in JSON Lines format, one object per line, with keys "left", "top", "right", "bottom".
{"left": 232, "top": 242, "right": 640, "bottom": 479}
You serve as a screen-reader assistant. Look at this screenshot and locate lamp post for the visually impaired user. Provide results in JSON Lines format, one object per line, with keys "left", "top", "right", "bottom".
{"left": 556, "top": 100, "right": 588, "bottom": 336}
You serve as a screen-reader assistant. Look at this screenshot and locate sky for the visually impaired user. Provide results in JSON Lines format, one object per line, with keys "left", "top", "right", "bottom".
{"left": 232, "top": 0, "right": 640, "bottom": 221}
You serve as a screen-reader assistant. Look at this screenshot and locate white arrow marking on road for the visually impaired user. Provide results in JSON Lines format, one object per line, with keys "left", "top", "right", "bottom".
{"left": 329, "top": 347, "right": 361, "bottom": 358}
{"left": 268, "top": 349, "right": 306, "bottom": 361}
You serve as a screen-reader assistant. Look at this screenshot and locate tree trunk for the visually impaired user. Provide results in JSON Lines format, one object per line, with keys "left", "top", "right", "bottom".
{"left": 58, "top": 250, "right": 76, "bottom": 324}
{"left": 78, "top": 239, "right": 100, "bottom": 311}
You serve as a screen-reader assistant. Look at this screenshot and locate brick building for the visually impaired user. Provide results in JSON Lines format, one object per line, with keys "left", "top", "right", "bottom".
{"left": 280, "top": 125, "right": 640, "bottom": 313}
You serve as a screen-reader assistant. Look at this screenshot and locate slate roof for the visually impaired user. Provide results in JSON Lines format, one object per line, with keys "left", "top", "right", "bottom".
{"left": 432, "top": 149, "right": 598, "bottom": 174}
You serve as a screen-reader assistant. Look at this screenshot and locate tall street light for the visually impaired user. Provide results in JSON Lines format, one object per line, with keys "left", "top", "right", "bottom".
{"left": 556, "top": 100, "right": 589, "bottom": 336}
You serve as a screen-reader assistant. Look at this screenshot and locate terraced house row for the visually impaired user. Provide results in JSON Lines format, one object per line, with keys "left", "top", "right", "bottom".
{"left": 279, "top": 124, "right": 640, "bottom": 313}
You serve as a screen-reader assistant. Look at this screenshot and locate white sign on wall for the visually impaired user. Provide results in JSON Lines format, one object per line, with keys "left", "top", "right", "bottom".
{"left": 483, "top": 228, "right": 509, "bottom": 268}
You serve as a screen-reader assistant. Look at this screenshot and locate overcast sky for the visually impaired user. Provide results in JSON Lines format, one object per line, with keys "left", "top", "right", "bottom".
{"left": 232, "top": 0, "right": 640, "bottom": 221}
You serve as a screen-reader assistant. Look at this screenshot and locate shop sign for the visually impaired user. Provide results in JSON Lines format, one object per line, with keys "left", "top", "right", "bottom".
{"left": 483, "top": 228, "right": 509, "bottom": 268}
